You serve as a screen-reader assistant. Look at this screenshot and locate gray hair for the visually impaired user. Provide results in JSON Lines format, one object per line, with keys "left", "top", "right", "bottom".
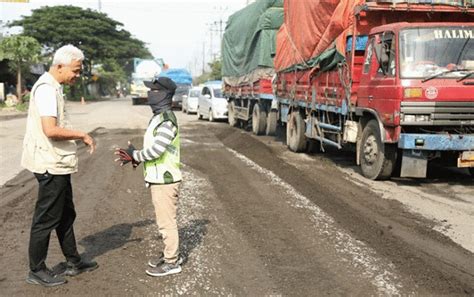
{"left": 52, "top": 44, "right": 84, "bottom": 66}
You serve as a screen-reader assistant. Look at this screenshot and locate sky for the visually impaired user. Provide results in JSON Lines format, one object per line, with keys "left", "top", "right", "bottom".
{"left": 0, "top": 0, "right": 251, "bottom": 76}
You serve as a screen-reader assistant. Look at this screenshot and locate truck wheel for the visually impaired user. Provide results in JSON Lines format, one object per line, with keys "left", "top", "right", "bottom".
{"left": 252, "top": 103, "right": 267, "bottom": 135}
{"left": 228, "top": 101, "right": 238, "bottom": 127}
{"left": 360, "top": 120, "right": 397, "bottom": 180}
{"left": 209, "top": 109, "right": 214, "bottom": 122}
{"left": 286, "top": 111, "right": 307, "bottom": 152}
{"left": 469, "top": 168, "right": 474, "bottom": 177}
{"left": 132, "top": 98, "right": 138, "bottom": 105}
{"left": 266, "top": 110, "right": 277, "bottom": 136}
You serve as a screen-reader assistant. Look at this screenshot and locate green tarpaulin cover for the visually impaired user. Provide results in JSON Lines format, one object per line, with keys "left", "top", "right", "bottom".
{"left": 222, "top": 0, "right": 283, "bottom": 83}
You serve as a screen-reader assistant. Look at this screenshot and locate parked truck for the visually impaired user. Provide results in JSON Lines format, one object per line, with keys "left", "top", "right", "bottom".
{"left": 222, "top": 0, "right": 284, "bottom": 135}
{"left": 158, "top": 68, "right": 192, "bottom": 109}
{"left": 130, "top": 58, "right": 164, "bottom": 105}
{"left": 271, "top": 0, "right": 474, "bottom": 179}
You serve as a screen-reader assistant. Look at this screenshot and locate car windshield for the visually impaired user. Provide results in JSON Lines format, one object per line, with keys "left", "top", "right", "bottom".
{"left": 213, "top": 89, "right": 222, "bottom": 98}
{"left": 190, "top": 90, "right": 200, "bottom": 97}
{"left": 399, "top": 26, "right": 474, "bottom": 79}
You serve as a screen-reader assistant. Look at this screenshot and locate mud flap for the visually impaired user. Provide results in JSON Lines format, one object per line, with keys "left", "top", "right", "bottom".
{"left": 400, "top": 149, "right": 428, "bottom": 178}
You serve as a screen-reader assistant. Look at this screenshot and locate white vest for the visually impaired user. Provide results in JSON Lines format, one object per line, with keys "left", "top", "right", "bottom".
{"left": 21, "top": 72, "right": 78, "bottom": 174}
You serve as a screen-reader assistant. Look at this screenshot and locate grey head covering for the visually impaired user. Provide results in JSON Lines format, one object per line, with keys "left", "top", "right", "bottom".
{"left": 144, "top": 76, "right": 177, "bottom": 115}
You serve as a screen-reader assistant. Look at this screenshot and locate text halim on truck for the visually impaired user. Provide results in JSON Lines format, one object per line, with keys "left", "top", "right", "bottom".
{"left": 158, "top": 68, "right": 193, "bottom": 109}
{"left": 130, "top": 58, "right": 164, "bottom": 105}
{"left": 273, "top": 0, "right": 474, "bottom": 179}
{"left": 222, "top": 0, "right": 284, "bottom": 135}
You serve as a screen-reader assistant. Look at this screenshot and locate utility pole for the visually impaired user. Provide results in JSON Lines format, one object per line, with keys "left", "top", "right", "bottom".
{"left": 98, "top": 0, "right": 102, "bottom": 12}
{"left": 211, "top": 5, "right": 228, "bottom": 59}
{"left": 202, "top": 42, "right": 206, "bottom": 74}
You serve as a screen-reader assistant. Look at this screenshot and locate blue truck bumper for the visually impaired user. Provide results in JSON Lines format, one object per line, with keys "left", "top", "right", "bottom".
{"left": 398, "top": 133, "right": 474, "bottom": 151}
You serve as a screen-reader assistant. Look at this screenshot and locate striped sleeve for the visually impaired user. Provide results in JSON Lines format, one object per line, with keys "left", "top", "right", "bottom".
{"left": 133, "top": 121, "right": 177, "bottom": 162}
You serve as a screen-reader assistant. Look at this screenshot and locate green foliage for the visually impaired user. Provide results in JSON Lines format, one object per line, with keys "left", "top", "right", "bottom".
{"left": 194, "top": 59, "right": 222, "bottom": 85}
{"left": 15, "top": 102, "right": 28, "bottom": 112}
{"left": 0, "top": 35, "right": 42, "bottom": 103}
{"left": 10, "top": 6, "right": 151, "bottom": 63}
{"left": 209, "top": 59, "right": 222, "bottom": 80}
{"left": 10, "top": 6, "right": 153, "bottom": 99}
{"left": 0, "top": 35, "right": 41, "bottom": 70}
{"left": 96, "top": 58, "right": 127, "bottom": 95}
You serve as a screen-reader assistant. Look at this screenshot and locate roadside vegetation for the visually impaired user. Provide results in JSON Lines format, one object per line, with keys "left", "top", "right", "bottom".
{"left": 0, "top": 5, "right": 151, "bottom": 109}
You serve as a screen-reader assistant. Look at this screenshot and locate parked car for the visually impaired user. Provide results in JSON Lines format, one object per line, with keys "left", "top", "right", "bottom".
{"left": 182, "top": 86, "right": 201, "bottom": 114}
{"left": 197, "top": 83, "right": 228, "bottom": 122}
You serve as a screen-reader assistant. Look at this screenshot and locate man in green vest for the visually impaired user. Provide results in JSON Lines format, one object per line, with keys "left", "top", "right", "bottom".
{"left": 115, "top": 76, "right": 183, "bottom": 276}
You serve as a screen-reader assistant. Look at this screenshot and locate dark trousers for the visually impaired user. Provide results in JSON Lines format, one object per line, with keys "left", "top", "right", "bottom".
{"left": 29, "top": 172, "right": 81, "bottom": 272}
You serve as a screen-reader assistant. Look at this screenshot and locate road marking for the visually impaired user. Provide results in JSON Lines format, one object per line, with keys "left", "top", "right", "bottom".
{"left": 227, "top": 148, "right": 406, "bottom": 295}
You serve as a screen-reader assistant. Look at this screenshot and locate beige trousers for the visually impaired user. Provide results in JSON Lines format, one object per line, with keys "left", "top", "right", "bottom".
{"left": 150, "top": 182, "right": 180, "bottom": 263}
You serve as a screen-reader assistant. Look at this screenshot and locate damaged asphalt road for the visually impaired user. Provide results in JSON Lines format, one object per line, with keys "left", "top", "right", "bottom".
{"left": 0, "top": 111, "right": 473, "bottom": 295}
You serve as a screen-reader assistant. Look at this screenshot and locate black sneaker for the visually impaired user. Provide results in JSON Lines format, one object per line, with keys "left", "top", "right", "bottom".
{"left": 57, "top": 260, "right": 99, "bottom": 277}
{"left": 146, "top": 261, "right": 182, "bottom": 277}
{"left": 148, "top": 253, "right": 183, "bottom": 268}
{"left": 26, "top": 268, "right": 67, "bottom": 287}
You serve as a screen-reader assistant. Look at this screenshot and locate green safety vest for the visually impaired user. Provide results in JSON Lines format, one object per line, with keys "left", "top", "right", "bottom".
{"left": 143, "top": 111, "right": 181, "bottom": 184}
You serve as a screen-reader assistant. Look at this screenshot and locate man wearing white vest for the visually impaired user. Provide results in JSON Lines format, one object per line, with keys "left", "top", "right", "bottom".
{"left": 21, "top": 45, "right": 98, "bottom": 287}
{"left": 115, "top": 76, "right": 183, "bottom": 277}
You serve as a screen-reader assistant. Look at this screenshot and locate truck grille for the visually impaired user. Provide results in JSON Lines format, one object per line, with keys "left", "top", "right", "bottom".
{"left": 400, "top": 101, "right": 474, "bottom": 126}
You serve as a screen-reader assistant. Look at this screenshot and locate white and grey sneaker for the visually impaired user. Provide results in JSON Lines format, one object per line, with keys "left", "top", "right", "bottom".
{"left": 148, "top": 253, "right": 183, "bottom": 268}
{"left": 146, "top": 261, "right": 182, "bottom": 277}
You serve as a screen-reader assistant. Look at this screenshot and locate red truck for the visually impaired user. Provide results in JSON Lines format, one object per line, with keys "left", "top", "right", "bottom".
{"left": 222, "top": 1, "right": 283, "bottom": 136}
{"left": 274, "top": 0, "right": 474, "bottom": 179}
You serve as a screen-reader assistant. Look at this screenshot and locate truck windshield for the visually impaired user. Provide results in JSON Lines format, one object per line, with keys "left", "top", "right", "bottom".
{"left": 400, "top": 26, "right": 474, "bottom": 79}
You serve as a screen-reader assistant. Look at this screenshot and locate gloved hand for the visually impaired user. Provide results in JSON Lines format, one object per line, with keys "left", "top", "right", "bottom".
{"left": 114, "top": 142, "right": 140, "bottom": 168}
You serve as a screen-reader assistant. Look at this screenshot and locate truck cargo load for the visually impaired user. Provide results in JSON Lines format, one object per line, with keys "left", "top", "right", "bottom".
{"left": 222, "top": 0, "right": 283, "bottom": 86}
{"left": 222, "top": 0, "right": 285, "bottom": 136}
{"left": 274, "top": 0, "right": 473, "bottom": 73}
{"left": 159, "top": 68, "right": 192, "bottom": 109}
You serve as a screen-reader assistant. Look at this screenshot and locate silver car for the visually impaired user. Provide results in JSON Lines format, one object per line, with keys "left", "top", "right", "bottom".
{"left": 182, "top": 86, "right": 201, "bottom": 114}
{"left": 197, "top": 84, "right": 228, "bottom": 122}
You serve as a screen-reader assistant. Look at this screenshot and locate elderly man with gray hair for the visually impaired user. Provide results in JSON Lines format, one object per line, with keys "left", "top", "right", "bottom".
{"left": 21, "top": 44, "right": 98, "bottom": 287}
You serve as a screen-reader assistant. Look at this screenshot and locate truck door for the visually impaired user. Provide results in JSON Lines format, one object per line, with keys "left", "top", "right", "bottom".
{"left": 358, "top": 32, "right": 398, "bottom": 127}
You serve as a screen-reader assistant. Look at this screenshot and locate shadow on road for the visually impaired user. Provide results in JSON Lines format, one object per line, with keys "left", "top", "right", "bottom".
{"left": 78, "top": 219, "right": 154, "bottom": 260}
{"left": 75, "top": 218, "right": 209, "bottom": 265}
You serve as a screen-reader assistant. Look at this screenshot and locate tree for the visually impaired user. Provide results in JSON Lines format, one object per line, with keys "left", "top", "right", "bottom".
{"left": 194, "top": 59, "right": 222, "bottom": 85}
{"left": 0, "top": 35, "right": 41, "bottom": 103}
{"left": 209, "top": 59, "right": 222, "bottom": 81}
{"left": 10, "top": 6, "right": 152, "bottom": 98}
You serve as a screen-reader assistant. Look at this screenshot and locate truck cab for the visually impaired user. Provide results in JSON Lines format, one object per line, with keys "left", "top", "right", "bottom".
{"left": 356, "top": 22, "right": 474, "bottom": 178}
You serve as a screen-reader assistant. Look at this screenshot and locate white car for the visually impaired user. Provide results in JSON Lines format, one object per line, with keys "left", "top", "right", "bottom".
{"left": 197, "top": 84, "right": 228, "bottom": 121}
{"left": 182, "top": 86, "right": 201, "bottom": 114}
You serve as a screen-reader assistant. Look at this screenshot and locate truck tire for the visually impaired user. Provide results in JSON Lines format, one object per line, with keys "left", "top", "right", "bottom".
{"left": 228, "top": 101, "right": 238, "bottom": 127}
{"left": 359, "top": 120, "right": 397, "bottom": 180}
{"left": 286, "top": 110, "right": 307, "bottom": 152}
{"left": 132, "top": 98, "right": 138, "bottom": 105}
{"left": 469, "top": 167, "right": 474, "bottom": 177}
{"left": 252, "top": 103, "right": 267, "bottom": 135}
{"left": 266, "top": 110, "right": 278, "bottom": 136}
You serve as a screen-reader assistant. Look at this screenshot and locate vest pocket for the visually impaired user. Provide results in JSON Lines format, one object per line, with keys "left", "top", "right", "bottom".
{"left": 163, "top": 171, "right": 174, "bottom": 184}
